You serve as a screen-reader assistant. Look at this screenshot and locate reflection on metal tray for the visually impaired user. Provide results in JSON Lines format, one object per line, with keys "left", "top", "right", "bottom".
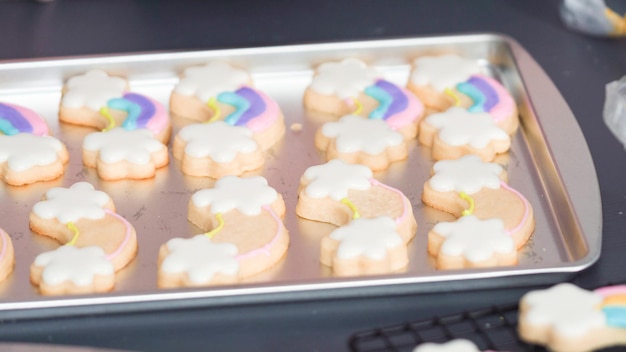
{"left": 0, "top": 33, "right": 601, "bottom": 318}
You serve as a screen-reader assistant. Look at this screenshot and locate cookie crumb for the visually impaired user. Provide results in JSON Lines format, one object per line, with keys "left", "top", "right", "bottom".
{"left": 290, "top": 123, "right": 303, "bottom": 132}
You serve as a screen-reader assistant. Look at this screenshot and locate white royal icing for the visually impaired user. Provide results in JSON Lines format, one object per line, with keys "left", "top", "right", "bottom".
{"left": 429, "top": 155, "right": 503, "bottom": 194}
{"left": 162, "top": 234, "right": 239, "bottom": 284}
{"left": 83, "top": 127, "right": 166, "bottom": 165}
{"left": 0, "top": 133, "right": 64, "bottom": 172}
{"left": 321, "top": 115, "right": 403, "bottom": 155}
{"left": 32, "top": 182, "right": 111, "bottom": 224}
{"left": 413, "top": 339, "right": 481, "bottom": 352}
{"left": 174, "top": 62, "right": 250, "bottom": 102}
{"left": 309, "top": 58, "right": 378, "bottom": 99}
{"left": 303, "top": 159, "right": 372, "bottom": 201}
{"left": 330, "top": 217, "right": 402, "bottom": 260}
{"left": 410, "top": 55, "right": 482, "bottom": 92}
{"left": 178, "top": 121, "right": 259, "bottom": 162}
{"left": 61, "top": 70, "right": 126, "bottom": 110}
{"left": 434, "top": 215, "right": 514, "bottom": 263}
{"left": 426, "top": 107, "right": 509, "bottom": 148}
{"left": 191, "top": 176, "right": 278, "bottom": 216}
{"left": 34, "top": 245, "right": 114, "bottom": 286}
{"left": 522, "top": 283, "right": 605, "bottom": 337}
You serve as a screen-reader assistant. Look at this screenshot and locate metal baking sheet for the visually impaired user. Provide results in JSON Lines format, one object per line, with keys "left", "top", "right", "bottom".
{"left": 0, "top": 34, "right": 601, "bottom": 318}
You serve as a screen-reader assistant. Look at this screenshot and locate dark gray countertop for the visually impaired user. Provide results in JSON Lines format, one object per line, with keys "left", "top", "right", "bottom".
{"left": 1, "top": 0, "right": 626, "bottom": 351}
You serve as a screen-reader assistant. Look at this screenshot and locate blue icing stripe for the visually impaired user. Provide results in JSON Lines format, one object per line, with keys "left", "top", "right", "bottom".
{"left": 217, "top": 91, "right": 251, "bottom": 126}
{"left": 603, "top": 306, "right": 626, "bottom": 328}
{"left": 456, "top": 81, "right": 486, "bottom": 112}
{"left": 108, "top": 98, "right": 142, "bottom": 130}
{"left": 364, "top": 85, "right": 392, "bottom": 119}
{"left": 0, "top": 103, "right": 32, "bottom": 135}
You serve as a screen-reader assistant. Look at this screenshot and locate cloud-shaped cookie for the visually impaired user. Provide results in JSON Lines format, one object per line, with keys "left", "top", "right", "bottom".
{"left": 0, "top": 134, "right": 65, "bottom": 172}
{"left": 425, "top": 107, "right": 509, "bottom": 149}
{"left": 34, "top": 245, "right": 114, "bottom": 286}
{"left": 321, "top": 115, "right": 403, "bottom": 155}
{"left": 429, "top": 155, "right": 503, "bottom": 194}
{"left": 413, "top": 339, "right": 480, "bottom": 352}
{"left": 177, "top": 121, "right": 259, "bottom": 162}
{"left": 61, "top": 70, "right": 126, "bottom": 111}
{"left": 330, "top": 217, "right": 402, "bottom": 260}
{"left": 83, "top": 127, "right": 166, "bottom": 165}
{"left": 303, "top": 159, "right": 372, "bottom": 200}
{"left": 174, "top": 62, "right": 250, "bottom": 102}
{"left": 191, "top": 176, "right": 278, "bottom": 216}
{"left": 32, "top": 182, "right": 111, "bottom": 224}
{"left": 309, "top": 58, "right": 378, "bottom": 99}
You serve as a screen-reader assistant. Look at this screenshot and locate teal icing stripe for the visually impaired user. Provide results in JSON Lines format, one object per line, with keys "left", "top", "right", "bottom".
{"left": 0, "top": 119, "right": 19, "bottom": 136}
{"left": 217, "top": 91, "right": 250, "bottom": 125}
{"left": 108, "top": 98, "right": 142, "bottom": 130}
{"left": 364, "top": 85, "right": 392, "bottom": 119}
{"left": 456, "top": 82, "right": 486, "bottom": 113}
{"left": 603, "top": 306, "right": 626, "bottom": 328}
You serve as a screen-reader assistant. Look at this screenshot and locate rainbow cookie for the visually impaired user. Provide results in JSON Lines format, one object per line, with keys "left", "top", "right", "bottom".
{"left": 422, "top": 155, "right": 534, "bottom": 269}
{"left": 0, "top": 102, "right": 69, "bottom": 186}
{"left": 59, "top": 70, "right": 171, "bottom": 143}
{"left": 304, "top": 58, "right": 424, "bottom": 139}
{"left": 82, "top": 127, "right": 169, "bottom": 180}
{"left": 519, "top": 283, "right": 626, "bottom": 352}
{"left": 296, "top": 159, "right": 416, "bottom": 275}
{"left": 418, "top": 107, "right": 510, "bottom": 162}
{"left": 407, "top": 55, "right": 518, "bottom": 133}
{"left": 158, "top": 176, "right": 288, "bottom": 287}
{"left": 315, "top": 115, "right": 408, "bottom": 171}
{"left": 170, "top": 62, "right": 285, "bottom": 150}
{"left": 29, "top": 182, "right": 137, "bottom": 295}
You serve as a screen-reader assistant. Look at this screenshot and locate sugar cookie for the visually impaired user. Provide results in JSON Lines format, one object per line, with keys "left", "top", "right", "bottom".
{"left": 0, "top": 102, "right": 69, "bottom": 186}
{"left": 0, "top": 228, "right": 15, "bottom": 284}
{"left": 418, "top": 107, "right": 510, "bottom": 161}
{"left": 315, "top": 115, "right": 408, "bottom": 171}
{"left": 304, "top": 58, "right": 424, "bottom": 139}
{"left": 519, "top": 283, "right": 626, "bottom": 352}
{"left": 158, "top": 176, "right": 288, "bottom": 287}
{"left": 29, "top": 182, "right": 137, "bottom": 295}
{"left": 296, "top": 159, "right": 416, "bottom": 275}
{"left": 413, "top": 339, "right": 481, "bottom": 352}
{"left": 423, "top": 155, "right": 534, "bottom": 269}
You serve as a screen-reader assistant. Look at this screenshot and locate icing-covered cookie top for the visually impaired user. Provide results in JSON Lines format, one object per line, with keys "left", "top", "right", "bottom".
{"left": 178, "top": 121, "right": 258, "bottom": 162}
{"left": 522, "top": 283, "right": 605, "bottom": 336}
{"left": 330, "top": 217, "right": 402, "bottom": 260}
{"left": 174, "top": 62, "right": 250, "bottom": 102}
{"left": 429, "top": 155, "right": 503, "bottom": 194}
{"left": 321, "top": 115, "right": 403, "bottom": 155}
{"left": 0, "top": 134, "right": 64, "bottom": 172}
{"left": 191, "top": 176, "right": 278, "bottom": 216}
{"left": 34, "top": 245, "right": 114, "bottom": 286}
{"left": 433, "top": 215, "right": 513, "bottom": 263}
{"left": 303, "top": 159, "right": 372, "bottom": 200}
{"left": 61, "top": 70, "right": 126, "bottom": 110}
{"left": 32, "top": 182, "right": 111, "bottom": 224}
{"left": 410, "top": 55, "right": 482, "bottom": 92}
{"left": 425, "top": 107, "right": 509, "bottom": 148}
{"left": 83, "top": 127, "right": 165, "bottom": 165}
{"left": 162, "top": 234, "right": 239, "bottom": 284}
{"left": 309, "top": 59, "right": 379, "bottom": 99}
{"left": 413, "top": 339, "right": 481, "bottom": 352}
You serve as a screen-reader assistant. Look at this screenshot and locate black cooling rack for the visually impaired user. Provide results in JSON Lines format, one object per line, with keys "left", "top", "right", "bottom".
{"left": 348, "top": 303, "right": 541, "bottom": 352}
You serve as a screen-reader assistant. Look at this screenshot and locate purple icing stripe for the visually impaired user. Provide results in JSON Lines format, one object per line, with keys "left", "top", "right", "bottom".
{"left": 375, "top": 80, "right": 408, "bottom": 119}
{"left": 233, "top": 87, "right": 266, "bottom": 126}
{"left": 0, "top": 103, "right": 32, "bottom": 134}
{"left": 123, "top": 93, "right": 155, "bottom": 128}
{"left": 467, "top": 76, "right": 499, "bottom": 111}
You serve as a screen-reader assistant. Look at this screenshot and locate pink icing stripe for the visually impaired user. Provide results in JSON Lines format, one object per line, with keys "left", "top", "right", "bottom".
{"left": 0, "top": 229, "right": 8, "bottom": 263}
{"left": 234, "top": 205, "right": 284, "bottom": 260}
{"left": 475, "top": 75, "right": 515, "bottom": 123}
{"left": 8, "top": 103, "right": 49, "bottom": 136}
{"left": 144, "top": 95, "right": 169, "bottom": 135}
{"left": 244, "top": 89, "right": 280, "bottom": 133}
{"left": 369, "top": 179, "right": 408, "bottom": 225}
{"left": 500, "top": 181, "right": 530, "bottom": 236}
{"left": 595, "top": 285, "right": 626, "bottom": 297}
{"left": 385, "top": 85, "right": 424, "bottom": 131}
{"left": 103, "top": 209, "right": 133, "bottom": 261}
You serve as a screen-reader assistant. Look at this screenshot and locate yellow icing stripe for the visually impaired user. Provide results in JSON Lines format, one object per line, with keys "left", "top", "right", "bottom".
{"left": 341, "top": 198, "right": 361, "bottom": 219}
{"left": 444, "top": 88, "right": 461, "bottom": 106}
{"left": 459, "top": 192, "right": 475, "bottom": 216}
{"left": 604, "top": 296, "right": 626, "bottom": 306}
{"left": 351, "top": 97, "right": 363, "bottom": 115}
{"left": 204, "top": 213, "right": 224, "bottom": 239}
{"left": 206, "top": 96, "right": 221, "bottom": 123}
{"left": 100, "top": 107, "right": 116, "bottom": 131}
{"left": 67, "top": 222, "right": 80, "bottom": 246}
